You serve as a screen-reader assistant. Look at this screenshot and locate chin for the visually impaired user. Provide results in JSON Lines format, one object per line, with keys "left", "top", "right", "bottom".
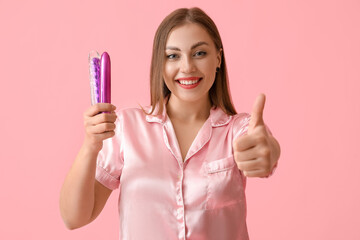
{"left": 171, "top": 93, "right": 209, "bottom": 104}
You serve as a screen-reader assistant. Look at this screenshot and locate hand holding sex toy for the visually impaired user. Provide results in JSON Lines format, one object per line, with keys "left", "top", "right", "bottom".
{"left": 82, "top": 103, "right": 117, "bottom": 153}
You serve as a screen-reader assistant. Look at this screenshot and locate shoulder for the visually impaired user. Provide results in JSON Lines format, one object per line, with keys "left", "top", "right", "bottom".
{"left": 115, "top": 106, "right": 148, "bottom": 117}
{"left": 231, "top": 112, "right": 251, "bottom": 125}
{"left": 114, "top": 105, "right": 152, "bottom": 124}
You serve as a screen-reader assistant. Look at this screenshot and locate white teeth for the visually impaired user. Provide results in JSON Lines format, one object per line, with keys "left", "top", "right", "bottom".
{"left": 179, "top": 79, "right": 200, "bottom": 85}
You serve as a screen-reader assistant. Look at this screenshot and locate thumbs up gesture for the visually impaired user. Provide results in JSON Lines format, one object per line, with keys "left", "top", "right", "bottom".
{"left": 233, "top": 94, "right": 280, "bottom": 178}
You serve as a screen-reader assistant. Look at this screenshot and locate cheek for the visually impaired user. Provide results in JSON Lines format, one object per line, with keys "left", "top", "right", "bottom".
{"left": 201, "top": 63, "right": 216, "bottom": 79}
{"left": 164, "top": 63, "right": 176, "bottom": 79}
{"left": 198, "top": 59, "right": 216, "bottom": 74}
{"left": 163, "top": 64, "right": 176, "bottom": 89}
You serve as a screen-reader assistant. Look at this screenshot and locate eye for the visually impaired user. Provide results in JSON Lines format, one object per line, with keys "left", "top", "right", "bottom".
{"left": 166, "top": 54, "right": 178, "bottom": 59}
{"left": 194, "top": 51, "right": 207, "bottom": 57}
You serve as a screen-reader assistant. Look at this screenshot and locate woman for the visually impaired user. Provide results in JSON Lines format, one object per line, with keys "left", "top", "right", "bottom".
{"left": 60, "top": 7, "right": 280, "bottom": 240}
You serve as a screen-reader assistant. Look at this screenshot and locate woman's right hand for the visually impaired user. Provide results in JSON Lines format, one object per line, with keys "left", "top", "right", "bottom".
{"left": 82, "top": 103, "right": 117, "bottom": 153}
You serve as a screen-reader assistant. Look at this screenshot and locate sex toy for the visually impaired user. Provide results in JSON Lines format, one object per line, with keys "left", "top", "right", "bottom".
{"left": 88, "top": 51, "right": 111, "bottom": 106}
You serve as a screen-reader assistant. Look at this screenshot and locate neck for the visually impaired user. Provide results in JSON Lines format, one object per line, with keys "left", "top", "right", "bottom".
{"left": 166, "top": 94, "right": 212, "bottom": 123}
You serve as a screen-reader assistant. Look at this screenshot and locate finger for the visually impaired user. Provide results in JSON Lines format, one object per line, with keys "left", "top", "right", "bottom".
{"left": 91, "top": 131, "right": 116, "bottom": 142}
{"left": 84, "top": 112, "right": 117, "bottom": 128}
{"left": 84, "top": 103, "right": 116, "bottom": 117}
{"left": 88, "top": 112, "right": 117, "bottom": 126}
{"left": 242, "top": 169, "right": 268, "bottom": 178}
{"left": 101, "top": 130, "right": 116, "bottom": 139}
{"left": 236, "top": 158, "right": 261, "bottom": 171}
{"left": 248, "top": 93, "right": 266, "bottom": 132}
{"left": 234, "top": 145, "right": 259, "bottom": 162}
{"left": 245, "top": 169, "right": 270, "bottom": 178}
{"left": 88, "top": 122, "right": 116, "bottom": 134}
{"left": 233, "top": 134, "right": 258, "bottom": 152}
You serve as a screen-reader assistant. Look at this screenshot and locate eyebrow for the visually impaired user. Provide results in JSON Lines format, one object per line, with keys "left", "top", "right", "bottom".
{"left": 166, "top": 41, "right": 209, "bottom": 51}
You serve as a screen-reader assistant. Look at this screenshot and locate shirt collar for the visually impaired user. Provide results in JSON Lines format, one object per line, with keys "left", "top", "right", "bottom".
{"left": 145, "top": 99, "right": 232, "bottom": 127}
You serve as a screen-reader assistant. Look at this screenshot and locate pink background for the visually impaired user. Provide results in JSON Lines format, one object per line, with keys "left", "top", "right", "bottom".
{"left": 1, "top": 0, "right": 359, "bottom": 239}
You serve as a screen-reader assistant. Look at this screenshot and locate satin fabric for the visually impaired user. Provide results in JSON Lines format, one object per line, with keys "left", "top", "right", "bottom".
{"left": 95, "top": 102, "right": 255, "bottom": 240}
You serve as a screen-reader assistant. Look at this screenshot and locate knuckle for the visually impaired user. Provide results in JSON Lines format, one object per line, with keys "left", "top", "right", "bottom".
{"left": 84, "top": 116, "right": 91, "bottom": 124}
{"left": 101, "top": 113, "right": 108, "bottom": 122}
{"left": 232, "top": 141, "right": 238, "bottom": 151}
{"left": 233, "top": 151, "right": 239, "bottom": 160}
{"left": 84, "top": 110, "right": 91, "bottom": 119}
{"left": 94, "top": 104, "right": 101, "bottom": 112}
{"left": 256, "top": 135, "right": 266, "bottom": 143}
{"left": 237, "top": 135, "right": 246, "bottom": 144}
{"left": 261, "top": 148, "right": 271, "bottom": 157}
{"left": 84, "top": 122, "right": 90, "bottom": 129}
{"left": 233, "top": 137, "right": 245, "bottom": 150}
{"left": 105, "top": 131, "right": 115, "bottom": 139}
{"left": 109, "top": 123, "right": 116, "bottom": 130}
{"left": 236, "top": 161, "right": 243, "bottom": 170}
{"left": 234, "top": 151, "right": 243, "bottom": 161}
{"left": 106, "top": 114, "right": 113, "bottom": 122}
{"left": 262, "top": 160, "right": 271, "bottom": 172}
{"left": 105, "top": 123, "right": 114, "bottom": 131}
{"left": 111, "top": 114, "right": 117, "bottom": 122}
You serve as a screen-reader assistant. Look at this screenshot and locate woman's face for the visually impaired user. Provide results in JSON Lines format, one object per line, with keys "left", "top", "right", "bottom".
{"left": 163, "top": 23, "right": 222, "bottom": 104}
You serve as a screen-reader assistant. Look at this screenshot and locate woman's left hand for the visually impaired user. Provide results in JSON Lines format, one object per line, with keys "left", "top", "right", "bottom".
{"left": 233, "top": 94, "right": 281, "bottom": 178}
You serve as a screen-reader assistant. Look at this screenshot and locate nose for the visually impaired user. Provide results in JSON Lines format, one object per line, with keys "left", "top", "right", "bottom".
{"left": 180, "top": 55, "right": 196, "bottom": 73}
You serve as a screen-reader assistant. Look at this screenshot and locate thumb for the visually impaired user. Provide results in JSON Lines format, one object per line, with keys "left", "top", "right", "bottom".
{"left": 248, "top": 93, "right": 266, "bottom": 133}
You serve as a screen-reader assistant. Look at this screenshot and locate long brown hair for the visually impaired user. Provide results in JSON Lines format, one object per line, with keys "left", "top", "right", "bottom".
{"left": 143, "top": 7, "right": 237, "bottom": 116}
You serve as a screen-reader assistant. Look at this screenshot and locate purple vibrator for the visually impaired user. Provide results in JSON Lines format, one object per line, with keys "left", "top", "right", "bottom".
{"left": 88, "top": 51, "right": 111, "bottom": 110}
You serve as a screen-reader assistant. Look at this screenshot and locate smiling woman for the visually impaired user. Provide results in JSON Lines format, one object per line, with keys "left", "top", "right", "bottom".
{"left": 60, "top": 6, "right": 280, "bottom": 240}
{"left": 145, "top": 7, "right": 237, "bottom": 118}
{"left": 163, "top": 24, "right": 221, "bottom": 105}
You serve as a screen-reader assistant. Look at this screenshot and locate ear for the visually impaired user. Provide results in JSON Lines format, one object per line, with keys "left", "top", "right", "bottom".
{"left": 217, "top": 48, "right": 223, "bottom": 68}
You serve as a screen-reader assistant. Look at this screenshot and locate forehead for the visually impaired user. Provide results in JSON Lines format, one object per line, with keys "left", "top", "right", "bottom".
{"left": 166, "top": 23, "right": 215, "bottom": 49}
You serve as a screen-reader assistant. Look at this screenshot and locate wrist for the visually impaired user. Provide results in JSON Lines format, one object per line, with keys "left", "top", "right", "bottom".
{"left": 82, "top": 138, "right": 103, "bottom": 154}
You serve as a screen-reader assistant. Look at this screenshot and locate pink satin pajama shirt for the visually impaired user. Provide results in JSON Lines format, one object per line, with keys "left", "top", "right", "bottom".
{"left": 95, "top": 103, "right": 260, "bottom": 240}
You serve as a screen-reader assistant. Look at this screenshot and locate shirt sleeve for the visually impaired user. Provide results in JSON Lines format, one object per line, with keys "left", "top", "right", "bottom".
{"left": 232, "top": 113, "right": 251, "bottom": 141}
{"left": 95, "top": 110, "right": 124, "bottom": 190}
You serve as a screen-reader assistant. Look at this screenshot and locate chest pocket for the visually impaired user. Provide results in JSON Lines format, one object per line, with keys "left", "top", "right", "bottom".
{"left": 205, "top": 155, "right": 245, "bottom": 210}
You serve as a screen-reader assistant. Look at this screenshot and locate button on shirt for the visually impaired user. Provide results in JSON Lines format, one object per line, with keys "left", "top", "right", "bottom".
{"left": 95, "top": 102, "right": 256, "bottom": 240}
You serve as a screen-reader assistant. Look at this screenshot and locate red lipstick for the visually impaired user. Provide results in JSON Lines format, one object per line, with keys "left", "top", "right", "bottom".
{"left": 175, "top": 77, "right": 202, "bottom": 89}
{"left": 176, "top": 77, "right": 201, "bottom": 81}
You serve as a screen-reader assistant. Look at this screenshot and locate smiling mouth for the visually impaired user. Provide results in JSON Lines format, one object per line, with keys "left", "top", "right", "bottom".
{"left": 176, "top": 78, "right": 203, "bottom": 85}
